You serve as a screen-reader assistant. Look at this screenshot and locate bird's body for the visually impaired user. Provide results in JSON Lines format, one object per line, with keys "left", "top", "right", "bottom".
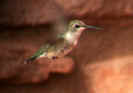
{"left": 26, "top": 20, "right": 101, "bottom": 63}
{"left": 36, "top": 39, "right": 74, "bottom": 59}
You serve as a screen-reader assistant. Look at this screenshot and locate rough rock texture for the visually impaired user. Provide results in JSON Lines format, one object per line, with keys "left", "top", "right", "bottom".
{"left": 0, "top": 27, "right": 74, "bottom": 84}
{"left": 1, "top": 19, "right": 133, "bottom": 93}
{"left": 1, "top": 0, "right": 133, "bottom": 93}
{"left": 1, "top": 0, "right": 133, "bottom": 26}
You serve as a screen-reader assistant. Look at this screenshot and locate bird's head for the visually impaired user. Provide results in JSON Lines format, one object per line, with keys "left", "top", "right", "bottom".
{"left": 68, "top": 20, "right": 102, "bottom": 32}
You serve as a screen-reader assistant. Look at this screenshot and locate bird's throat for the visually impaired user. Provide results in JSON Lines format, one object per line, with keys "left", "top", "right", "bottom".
{"left": 64, "top": 30, "right": 83, "bottom": 45}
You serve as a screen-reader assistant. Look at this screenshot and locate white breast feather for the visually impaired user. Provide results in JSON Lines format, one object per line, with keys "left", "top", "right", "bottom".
{"left": 65, "top": 32, "right": 75, "bottom": 43}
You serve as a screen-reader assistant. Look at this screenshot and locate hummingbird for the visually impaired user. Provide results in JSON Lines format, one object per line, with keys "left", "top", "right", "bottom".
{"left": 25, "top": 20, "right": 102, "bottom": 63}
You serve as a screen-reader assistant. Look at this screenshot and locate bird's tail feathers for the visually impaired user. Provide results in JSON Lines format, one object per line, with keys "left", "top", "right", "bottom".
{"left": 24, "top": 44, "right": 49, "bottom": 64}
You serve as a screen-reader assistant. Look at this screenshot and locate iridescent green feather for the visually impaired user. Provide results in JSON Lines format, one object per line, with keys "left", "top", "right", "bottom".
{"left": 26, "top": 44, "right": 50, "bottom": 62}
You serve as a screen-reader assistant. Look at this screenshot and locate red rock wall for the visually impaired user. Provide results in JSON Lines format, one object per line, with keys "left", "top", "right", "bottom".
{"left": 1, "top": 0, "right": 133, "bottom": 93}
{"left": 1, "top": 0, "right": 133, "bottom": 26}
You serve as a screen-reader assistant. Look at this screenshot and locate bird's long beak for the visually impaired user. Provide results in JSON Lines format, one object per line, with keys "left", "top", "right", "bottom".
{"left": 81, "top": 25, "right": 102, "bottom": 30}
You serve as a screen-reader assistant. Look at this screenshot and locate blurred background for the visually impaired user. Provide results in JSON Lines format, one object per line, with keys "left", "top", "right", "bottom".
{"left": 1, "top": 0, "right": 133, "bottom": 93}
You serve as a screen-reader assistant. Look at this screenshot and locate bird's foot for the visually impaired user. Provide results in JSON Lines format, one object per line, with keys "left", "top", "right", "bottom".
{"left": 51, "top": 56, "right": 58, "bottom": 60}
{"left": 24, "top": 58, "right": 35, "bottom": 64}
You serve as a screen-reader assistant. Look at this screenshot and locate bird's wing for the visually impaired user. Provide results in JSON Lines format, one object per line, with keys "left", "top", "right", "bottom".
{"left": 25, "top": 44, "right": 51, "bottom": 63}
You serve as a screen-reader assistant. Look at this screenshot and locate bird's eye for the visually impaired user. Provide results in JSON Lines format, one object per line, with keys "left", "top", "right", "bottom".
{"left": 75, "top": 24, "right": 80, "bottom": 28}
